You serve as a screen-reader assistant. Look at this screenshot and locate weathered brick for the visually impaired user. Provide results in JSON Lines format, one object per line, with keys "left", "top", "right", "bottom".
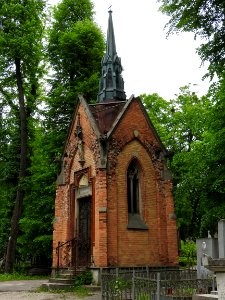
{"left": 52, "top": 96, "right": 178, "bottom": 269}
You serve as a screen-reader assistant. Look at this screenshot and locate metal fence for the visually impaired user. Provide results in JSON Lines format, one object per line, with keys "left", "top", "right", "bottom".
{"left": 101, "top": 267, "right": 214, "bottom": 300}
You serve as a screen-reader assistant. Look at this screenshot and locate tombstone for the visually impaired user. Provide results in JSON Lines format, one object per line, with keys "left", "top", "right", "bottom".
{"left": 218, "top": 220, "right": 225, "bottom": 259}
{"left": 202, "top": 220, "right": 225, "bottom": 299}
{"left": 196, "top": 237, "right": 218, "bottom": 279}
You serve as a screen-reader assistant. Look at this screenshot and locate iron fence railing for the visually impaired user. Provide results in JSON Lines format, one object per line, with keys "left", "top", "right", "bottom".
{"left": 56, "top": 236, "right": 91, "bottom": 274}
{"left": 56, "top": 238, "right": 77, "bottom": 272}
{"left": 101, "top": 268, "right": 214, "bottom": 300}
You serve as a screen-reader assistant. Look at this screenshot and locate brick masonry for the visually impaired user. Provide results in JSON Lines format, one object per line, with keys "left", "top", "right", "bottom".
{"left": 52, "top": 96, "right": 178, "bottom": 269}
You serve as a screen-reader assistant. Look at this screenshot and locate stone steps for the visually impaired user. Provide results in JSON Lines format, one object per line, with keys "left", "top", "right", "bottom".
{"left": 42, "top": 281, "right": 73, "bottom": 290}
{"left": 42, "top": 268, "right": 75, "bottom": 290}
{"left": 42, "top": 267, "right": 89, "bottom": 290}
{"left": 42, "top": 281, "right": 101, "bottom": 292}
{"left": 193, "top": 291, "right": 218, "bottom": 300}
{"left": 49, "top": 277, "right": 74, "bottom": 285}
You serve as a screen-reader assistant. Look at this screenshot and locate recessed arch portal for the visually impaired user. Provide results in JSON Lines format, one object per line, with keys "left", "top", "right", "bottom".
{"left": 126, "top": 158, "right": 148, "bottom": 230}
{"left": 127, "top": 158, "right": 141, "bottom": 215}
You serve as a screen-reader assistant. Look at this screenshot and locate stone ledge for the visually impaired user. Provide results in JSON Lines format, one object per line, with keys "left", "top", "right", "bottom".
{"left": 203, "top": 256, "right": 225, "bottom": 272}
{"left": 192, "top": 294, "right": 218, "bottom": 300}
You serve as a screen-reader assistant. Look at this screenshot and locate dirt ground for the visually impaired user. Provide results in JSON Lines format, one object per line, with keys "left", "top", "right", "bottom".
{"left": 0, "top": 291, "right": 102, "bottom": 300}
{"left": 0, "top": 291, "right": 82, "bottom": 300}
{"left": 0, "top": 280, "right": 101, "bottom": 300}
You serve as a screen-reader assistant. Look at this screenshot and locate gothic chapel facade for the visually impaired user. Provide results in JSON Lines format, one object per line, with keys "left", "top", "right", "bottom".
{"left": 52, "top": 10, "right": 178, "bottom": 275}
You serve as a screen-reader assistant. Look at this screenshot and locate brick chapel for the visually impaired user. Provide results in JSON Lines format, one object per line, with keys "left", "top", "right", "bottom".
{"left": 52, "top": 10, "right": 178, "bottom": 274}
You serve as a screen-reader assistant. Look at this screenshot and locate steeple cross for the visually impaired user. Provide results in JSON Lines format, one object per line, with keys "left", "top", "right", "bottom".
{"left": 108, "top": 5, "right": 112, "bottom": 12}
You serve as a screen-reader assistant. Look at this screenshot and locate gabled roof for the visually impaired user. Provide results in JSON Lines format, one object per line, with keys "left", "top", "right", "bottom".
{"left": 89, "top": 101, "right": 126, "bottom": 134}
{"left": 62, "top": 95, "right": 101, "bottom": 157}
{"left": 60, "top": 94, "right": 167, "bottom": 173}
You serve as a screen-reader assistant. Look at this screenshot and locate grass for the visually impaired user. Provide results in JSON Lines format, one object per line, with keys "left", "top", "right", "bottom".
{"left": 37, "top": 285, "right": 89, "bottom": 297}
{"left": 0, "top": 270, "right": 92, "bottom": 297}
{"left": 0, "top": 272, "right": 49, "bottom": 281}
{"left": 136, "top": 293, "right": 151, "bottom": 300}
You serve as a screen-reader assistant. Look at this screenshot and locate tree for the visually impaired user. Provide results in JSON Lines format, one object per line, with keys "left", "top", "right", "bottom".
{"left": 47, "top": 0, "right": 105, "bottom": 157}
{"left": 141, "top": 86, "right": 211, "bottom": 238}
{"left": 0, "top": 106, "right": 19, "bottom": 261}
{"left": 0, "top": 0, "right": 46, "bottom": 273}
{"left": 198, "top": 76, "right": 225, "bottom": 236}
{"left": 159, "top": 0, "right": 225, "bottom": 77}
{"left": 142, "top": 86, "right": 209, "bottom": 152}
{"left": 10, "top": 0, "right": 105, "bottom": 265}
{"left": 157, "top": 0, "right": 225, "bottom": 238}
{"left": 17, "top": 126, "right": 56, "bottom": 266}
{"left": 142, "top": 93, "right": 172, "bottom": 145}
{"left": 1, "top": 0, "right": 105, "bottom": 268}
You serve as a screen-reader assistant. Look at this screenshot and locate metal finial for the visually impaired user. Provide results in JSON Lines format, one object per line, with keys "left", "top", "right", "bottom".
{"left": 108, "top": 5, "right": 112, "bottom": 12}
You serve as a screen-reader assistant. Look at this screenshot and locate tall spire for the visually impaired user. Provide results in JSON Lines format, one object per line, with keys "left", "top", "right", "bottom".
{"left": 97, "top": 9, "right": 126, "bottom": 103}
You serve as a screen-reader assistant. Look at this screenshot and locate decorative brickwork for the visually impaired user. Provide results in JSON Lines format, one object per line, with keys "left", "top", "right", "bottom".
{"left": 52, "top": 95, "right": 178, "bottom": 270}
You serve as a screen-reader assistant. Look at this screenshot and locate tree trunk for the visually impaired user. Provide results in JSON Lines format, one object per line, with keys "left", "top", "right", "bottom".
{"left": 5, "top": 58, "right": 28, "bottom": 273}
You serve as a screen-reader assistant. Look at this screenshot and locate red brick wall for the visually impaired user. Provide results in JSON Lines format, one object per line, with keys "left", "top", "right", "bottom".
{"left": 107, "top": 98, "right": 178, "bottom": 266}
{"left": 52, "top": 97, "right": 178, "bottom": 269}
{"left": 53, "top": 99, "right": 108, "bottom": 268}
{"left": 52, "top": 184, "right": 70, "bottom": 267}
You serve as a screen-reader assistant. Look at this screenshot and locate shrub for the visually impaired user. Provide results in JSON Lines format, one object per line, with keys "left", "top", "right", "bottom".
{"left": 179, "top": 240, "right": 197, "bottom": 267}
{"left": 74, "top": 269, "right": 93, "bottom": 286}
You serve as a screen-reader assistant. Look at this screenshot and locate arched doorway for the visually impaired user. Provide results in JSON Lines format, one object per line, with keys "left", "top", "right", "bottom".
{"left": 74, "top": 172, "right": 92, "bottom": 267}
{"left": 77, "top": 196, "right": 92, "bottom": 266}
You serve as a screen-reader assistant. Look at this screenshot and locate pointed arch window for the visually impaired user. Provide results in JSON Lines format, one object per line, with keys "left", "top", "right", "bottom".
{"left": 127, "top": 159, "right": 148, "bottom": 230}
{"left": 127, "top": 160, "right": 140, "bottom": 214}
{"left": 106, "top": 68, "right": 113, "bottom": 87}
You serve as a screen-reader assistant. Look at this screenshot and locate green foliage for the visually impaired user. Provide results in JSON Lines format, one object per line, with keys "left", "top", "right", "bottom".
{"left": 172, "top": 79, "right": 225, "bottom": 238}
{"left": 148, "top": 81, "right": 225, "bottom": 239}
{"left": 159, "top": 0, "right": 225, "bottom": 77}
{"left": 141, "top": 86, "right": 215, "bottom": 239}
{"left": 198, "top": 76, "right": 225, "bottom": 236}
{"left": 0, "top": 272, "right": 48, "bottom": 281}
{"left": 38, "top": 284, "right": 89, "bottom": 296}
{"left": 136, "top": 293, "right": 151, "bottom": 300}
{"left": 113, "top": 278, "right": 131, "bottom": 299}
{"left": 47, "top": 18, "right": 104, "bottom": 127}
{"left": 142, "top": 86, "right": 209, "bottom": 153}
{"left": 0, "top": 0, "right": 105, "bottom": 270}
{"left": 46, "top": 0, "right": 105, "bottom": 159}
{"left": 71, "top": 285, "right": 89, "bottom": 296}
{"left": 74, "top": 269, "right": 93, "bottom": 286}
{"left": 142, "top": 93, "right": 172, "bottom": 145}
{"left": 179, "top": 240, "right": 197, "bottom": 268}
{"left": 17, "top": 126, "right": 56, "bottom": 265}
{"left": 0, "top": 0, "right": 46, "bottom": 90}
{"left": 0, "top": 0, "right": 46, "bottom": 272}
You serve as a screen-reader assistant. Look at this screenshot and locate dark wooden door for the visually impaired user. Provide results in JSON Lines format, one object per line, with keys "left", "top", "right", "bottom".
{"left": 78, "top": 197, "right": 92, "bottom": 266}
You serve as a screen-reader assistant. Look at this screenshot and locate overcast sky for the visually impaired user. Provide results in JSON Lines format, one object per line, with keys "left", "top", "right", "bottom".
{"left": 48, "top": 0, "right": 211, "bottom": 100}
